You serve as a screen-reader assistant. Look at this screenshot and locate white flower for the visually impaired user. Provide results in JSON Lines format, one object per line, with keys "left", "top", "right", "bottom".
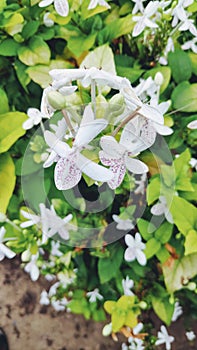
{"left": 51, "top": 297, "right": 68, "bottom": 311}
{"left": 88, "top": 0, "right": 110, "bottom": 10}
{"left": 40, "top": 290, "right": 50, "bottom": 305}
{"left": 132, "top": 1, "right": 160, "bottom": 37}
{"left": 129, "top": 338, "right": 145, "bottom": 350}
{"left": 21, "top": 203, "right": 73, "bottom": 243}
{"left": 155, "top": 325, "right": 175, "bottom": 350}
{"left": 45, "top": 273, "right": 56, "bottom": 281}
{"left": 23, "top": 87, "right": 54, "bottom": 130}
{"left": 190, "top": 158, "right": 197, "bottom": 171}
{"left": 39, "top": 0, "right": 69, "bottom": 17}
{"left": 151, "top": 196, "right": 174, "bottom": 224}
{"left": 0, "top": 227, "right": 16, "bottom": 261}
{"left": 99, "top": 134, "right": 148, "bottom": 190}
{"left": 179, "top": 16, "right": 197, "bottom": 36}
{"left": 131, "top": 0, "right": 146, "bottom": 15}
{"left": 113, "top": 215, "right": 134, "bottom": 231}
{"left": 44, "top": 105, "right": 113, "bottom": 190}
{"left": 122, "top": 276, "right": 134, "bottom": 296}
{"left": 187, "top": 120, "right": 197, "bottom": 129}
{"left": 182, "top": 37, "right": 197, "bottom": 54}
{"left": 51, "top": 241, "right": 63, "bottom": 257}
{"left": 43, "top": 12, "right": 54, "bottom": 27}
{"left": 48, "top": 281, "right": 60, "bottom": 297}
{"left": 24, "top": 253, "right": 40, "bottom": 281}
{"left": 124, "top": 232, "right": 146, "bottom": 266}
{"left": 86, "top": 288, "right": 103, "bottom": 303}
{"left": 186, "top": 331, "right": 196, "bottom": 341}
{"left": 159, "top": 37, "right": 175, "bottom": 65}
{"left": 171, "top": 0, "right": 193, "bottom": 27}
{"left": 171, "top": 301, "right": 183, "bottom": 322}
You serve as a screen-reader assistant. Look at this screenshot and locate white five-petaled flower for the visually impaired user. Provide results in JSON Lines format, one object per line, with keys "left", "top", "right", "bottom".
{"left": 51, "top": 241, "right": 63, "bottom": 257}
{"left": 40, "top": 290, "right": 50, "bottom": 305}
{"left": 0, "top": 227, "right": 16, "bottom": 261}
{"left": 185, "top": 331, "right": 196, "bottom": 341}
{"left": 99, "top": 133, "right": 148, "bottom": 190}
{"left": 182, "top": 37, "right": 197, "bottom": 54}
{"left": 151, "top": 196, "right": 174, "bottom": 224}
{"left": 155, "top": 325, "right": 175, "bottom": 350}
{"left": 88, "top": 0, "right": 110, "bottom": 10}
{"left": 51, "top": 297, "right": 68, "bottom": 311}
{"left": 113, "top": 215, "right": 134, "bottom": 231}
{"left": 23, "top": 86, "right": 54, "bottom": 130}
{"left": 122, "top": 276, "right": 134, "bottom": 296}
{"left": 39, "top": 0, "right": 69, "bottom": 17}
{"left": 21, "top": 203, "right": 73, "bottom": 243}
{"left": 86, "top": 288, "right": 103, "bottom": 303}
{"left": 187, "top": 120, "right": 197, "bottom": 130}
{"left": 44, "top": 105, "right": 113, "bottom": 190}
{"left": 124, "top": 232, "right": 146, "bottom": 266}
{"left": 132, "top": 1, "right": 160, "bottom": 37}
{"left": 171, "top": 0, "right": 194, "bottom": 27}
{"left": 171, "top": 301, "right": 183, "bottom": 322}
{"left": 24, "top": 253, "right": 40, "bottom": 281}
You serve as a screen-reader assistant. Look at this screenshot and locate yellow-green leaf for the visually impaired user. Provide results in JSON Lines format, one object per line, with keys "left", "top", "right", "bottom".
{"left": 0, "top": 112, "right": 27, "bottom": 153}
{"left": 104, "top": 300, "right": 116, "bottom": 314}
{"left": 18, "top": 36, "right": 50, "bottom": 66}
{"left": 0, "top": 153, "right": 16, "bottom": 213}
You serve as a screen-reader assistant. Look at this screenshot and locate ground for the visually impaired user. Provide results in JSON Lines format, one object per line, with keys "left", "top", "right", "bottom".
{"left": 0, "top": 258, "right": 197, "bottom": 350}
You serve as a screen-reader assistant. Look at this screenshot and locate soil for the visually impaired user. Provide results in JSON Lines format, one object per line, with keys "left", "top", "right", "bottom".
{"left": 0, "top": 258, "right": 197, "bottom": 350}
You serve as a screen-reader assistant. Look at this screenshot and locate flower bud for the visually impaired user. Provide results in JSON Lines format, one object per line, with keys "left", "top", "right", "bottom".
{"left": 154, "top": 72, "right": 164, "bottom": 86}
{"left": 139, "top": 301, "right": 147, "bottom": 309}
{"left": 108, "top": 93, "right": 125, "bottom": 116}
{"left": 187, "top": 282, "right": 196, "bottom": 291}
{"left": 102, "top": 323, "right": 112, "bottom": 336}
{"left": 47, "top": 91, "right": 66, "bottom": 110}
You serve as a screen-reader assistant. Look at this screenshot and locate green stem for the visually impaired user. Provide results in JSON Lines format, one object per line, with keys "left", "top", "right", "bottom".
{"left": 112, "top": 107, "right": 141, "bottom": 137}
{"left": 62, "top": 109, "right": 76, "bottom": 137}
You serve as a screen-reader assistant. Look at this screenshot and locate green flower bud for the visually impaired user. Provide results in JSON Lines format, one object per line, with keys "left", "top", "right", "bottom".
{"left": 139, "top": 301, "right": 147, "bottom": 309}
{"left": 187, "top": 282, "right": 196, "bottom": 291}
{"left": 154, "top": 72, "right": 164, "bottom": 86}
{"left": 109, "top": 93, "right": 125, "bottom": 117}
{"left": 47, "top": 91, "right": 66, "bottom": 110}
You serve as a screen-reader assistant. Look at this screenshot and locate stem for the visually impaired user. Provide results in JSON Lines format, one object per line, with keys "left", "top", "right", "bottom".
{"left": 91, "top": 80, "right": 96, "bottom": 117}
{"left": 40, "top": 121, "right": 45, "bottom": 135}
{"left": 62, "top": 109, "right": 76, "bottom": 137}
{"left": 112, "top": 107, "right": 141, "bottom": 137}
{"left": 6, "top": 219, "right": 21, "bottom": 232}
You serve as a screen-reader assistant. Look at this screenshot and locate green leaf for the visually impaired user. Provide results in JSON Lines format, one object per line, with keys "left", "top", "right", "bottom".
{"left": 144, "top": 66, "right": 171, "bottom": 93}
{"left": 116, "top": 66, "right": 144, "bottom": 83}
{"left": 156, "top": 246, "right": 170, "bottom": 263}
{"left": 152, "top": 296, "right": 174, "bottom": 325}
{"left": 168, "top": 49, "right": 192, "bottom": 83}
{"left": 137, "top": 219, "right": 155, "bottom": 240}
{"left": 171, "top": 82, "right": 197, "bottom": 113}
{"left": 80, "top": 44, "right": 116, "bottom": 74}
{"left": 0, "top": 39, "right": 20, "bottom": 56}
{"left": 67, "top": 32, "right": 96, "bottom": 58}
{"left": 26, "top": 60, "right": 72, "bottom": 88}
{"left": 189, "top": 52, "right": 197, "bottom": 75}
{"left": 0, "top": 153, "right": 16, "bottom": 213}
{"left": 0, "top": 111, "right": 27, "bottom": 153}
{"left": 174, "top": 149, "right": 193, "bottom": 192}
{"left": 98, "top": 243, "right": 124, "bottom": 284}
{"left": 147, "top": 176, "right": 161, "bottom": 205}
{"left": 14, "top": 60, "right": 31, "bottom": 91}
{"left": 0, "top": 88, "right": 9, "bottom": 114}
{"left": 184, "top": 230, "right": 197, "bottom": 256}
{"left": 155, "top": 222, "right": 173, "bottom": 244}
{"left": 98, "top": 14, "right": 134, "bottom": 44}
{"left": 21, "top": 20, "right": 40, "bottom": 40}
{"left": 170, "top": 196, "right": 197, "bottom": 236}
{"left": 145, "top": 238, "right": 161, "bottom": 259}
{"left": 81, "top": 0, "right": 110, "bottom": 18}
{"left": 162, "top": 253, "right": 197, "bottom": 293}
{"left": 18, "top": 36, "right": 50, "bottom": 66}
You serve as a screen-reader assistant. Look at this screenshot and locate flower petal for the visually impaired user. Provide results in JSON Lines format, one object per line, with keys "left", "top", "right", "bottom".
{"left": 136, "top": 249, "right": 146, "bottom": 266}
{"left": 139, "top": 104, "right": 164, "bottom": 125}
{"left": 55, "top": 156, "right": 82, "bottom": 190}
{"left": 77, "top": 153, "right": 113, "bottom": 182}
{"left": 125, "top": 234, "right": 134, "bottom": 247}
{"left": 0, "top": 243, "right": 16, "bottom": 259}
{"left": 39, "top": 0, "right": 54, "bottom": 7}
{"left": 124, "top": 247, "right": 136, "bottom": 262}
{"left": 151, "top": 203, "right": 165, "bottom": 216}
{"left": 125, "top": 157, "right": 148, "bottom": 174}
{"left": 74, "top": 118, "right": 108, "bottom": 148}
{"left": 153, "top": 122, "right": 173, "bottom": 135}
{"left": 100, "top": 136, "right": 125, "bottom": 157}
{"left": 54, "top": 0, "right": 69, "bottom": 16}
{"left": 44, "top": 131, "right": 70, "bottom": 157}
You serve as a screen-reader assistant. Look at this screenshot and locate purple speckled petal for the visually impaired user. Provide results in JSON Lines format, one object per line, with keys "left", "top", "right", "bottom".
{"left": 108, "top": 160, "right": 126, "bottom": 190}
{"left": 55, "top": 156, "right": 81, "bottom": 190}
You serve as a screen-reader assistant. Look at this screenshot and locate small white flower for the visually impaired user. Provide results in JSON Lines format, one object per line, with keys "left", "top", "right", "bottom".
{"left": 48, "top": 281, "right": 60, "bottom": 297}
{"left": 122, "top": 276, "right": 134, "bottom": 296}
{"left": 182, "top": 37, "right": 197, "bottom": 54}
{"left": 179, "top": 17, "right": 197, "bottom": 36}
{"left": 51, "top": 241, "right": 63, "bottom": 257}
{"left": 86, "top": 288, "right": 103, "bottom": 303}
{"left": 132, "top": 1, "right": 160, "bottom": 37}
{"left": 40, "top": 290, "right": 50, "bottom": 305}
{"left": 129, "top": 338, "right": 145, "bottom": 350}
{"left": 88, "top": 0, "right": 110, "bottom": 10}
{"left": 171, "top": 301, "right": 183, "bottom": 322}
{"left": 151, "top": 196, "right": 173, "bottom": 224}
{"left": 24, "top": 253, "right": 40, "bottom": 281}
{"left": 186, "top": 331, "right": 196, "bottom": 341}
{"left": 155, "top": 325, "right": 175, "bottom": 350}
{"left": 51, "top": 297, "right": 68, "bottom": 311}
{"left": 0, "top": 227, "right": 16, "bottom": 261}
{"left": 45, "top": 273, "right": 56, "bottom": 281}
{"left": 124, "top": 232, "right": 146, "bottom": 266}
{"left": 187, "top": 120, "right": 197, "bottom": 130}
{"left": 113, "top": 215, "right": 134, "bottom": 231}
{"left": 190, "top": 158, "right": 197, "bottom": 171}
{"left": 171, "top": 0, "right": 193, "bottom": 27}
{"left": 43, "top": 12, "right": 54, "bottom": 27}
{"left": 39, "top": 0, "right": 69, "bottom": 17}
